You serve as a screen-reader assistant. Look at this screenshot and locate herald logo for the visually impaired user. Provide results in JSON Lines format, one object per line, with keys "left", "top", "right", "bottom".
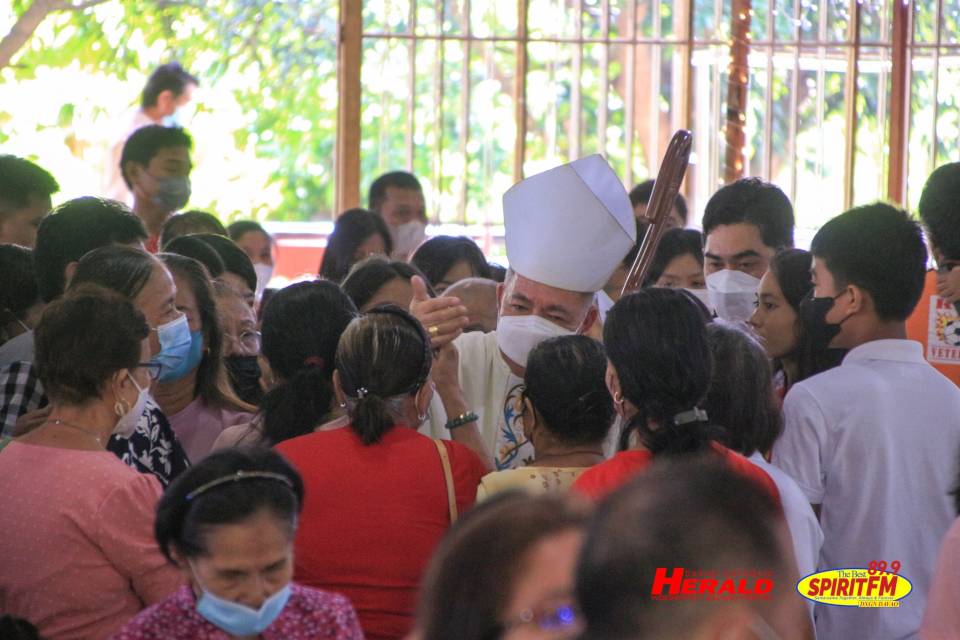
{"left": 651, "top": 568, "right": 773, "bottom": 599}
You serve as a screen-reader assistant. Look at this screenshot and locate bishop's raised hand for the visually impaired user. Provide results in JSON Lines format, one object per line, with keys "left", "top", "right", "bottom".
{"left": 409, "top": 275, "right": 469, "bottom": 348}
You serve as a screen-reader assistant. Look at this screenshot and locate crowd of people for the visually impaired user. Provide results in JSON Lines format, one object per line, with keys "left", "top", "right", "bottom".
{"left": 2, "top": 61, "right": 960, "bottom": 640}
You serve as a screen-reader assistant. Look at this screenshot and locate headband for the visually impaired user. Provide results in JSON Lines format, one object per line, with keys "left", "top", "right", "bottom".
{"left": 185, "top": 470, "right": 294, "bottom": 501}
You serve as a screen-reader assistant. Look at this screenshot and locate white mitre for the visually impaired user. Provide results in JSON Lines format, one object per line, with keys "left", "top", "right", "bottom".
{"left": 503, "top": 154, "right": 636, "bottom": 293}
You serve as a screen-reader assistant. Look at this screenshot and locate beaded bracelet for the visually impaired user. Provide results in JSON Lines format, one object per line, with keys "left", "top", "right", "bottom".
{"left": 445, "top": 411, "right": 479, "bottom": 430}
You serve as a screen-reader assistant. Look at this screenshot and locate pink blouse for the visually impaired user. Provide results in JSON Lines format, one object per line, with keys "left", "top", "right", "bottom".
{"left": 111, "top": 584, "right": 364, "bottom": 640}
{"left": 168, "top": 396, "right": 253, "bottom": 463}
{"left": 0, "top": 441, "right": 182, "bottom": 639}
{"left": 921, "top": 517, "right": 960, "bottom": 639}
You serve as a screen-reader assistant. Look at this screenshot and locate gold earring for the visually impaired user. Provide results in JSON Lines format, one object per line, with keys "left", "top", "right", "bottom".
{"left": 115, "top": 398, "right": 131, "bottom": 417}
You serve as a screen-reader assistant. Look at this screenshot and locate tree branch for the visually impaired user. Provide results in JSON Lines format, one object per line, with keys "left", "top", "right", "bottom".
{"left": 57, "top": 0, "right": 111, "bottom": 10}
{"left": 0, "top": 0, "right": 110, "bottom": 71}
{"left": 0, "top": 0, "right": 57, "bottom": 70}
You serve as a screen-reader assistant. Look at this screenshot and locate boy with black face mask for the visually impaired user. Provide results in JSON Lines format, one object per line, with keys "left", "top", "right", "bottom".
{"left": 772, "top": 203, "right": 960, "bottom": 640}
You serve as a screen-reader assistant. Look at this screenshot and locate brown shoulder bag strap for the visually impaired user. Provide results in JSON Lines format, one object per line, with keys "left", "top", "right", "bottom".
{"left": 433, "top": 439, "right": 458, "bottom": 523}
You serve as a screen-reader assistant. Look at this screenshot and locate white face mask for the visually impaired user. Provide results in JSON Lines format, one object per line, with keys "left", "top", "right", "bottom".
{"left": 596, "top": 290, "right": 616, "bottom": 322}
{"left": 113, "top": 372, "right": 149, "bottom": 439}
{"left": 683, "top": 287, "right": 714, "bottom": 314}
{"left": 253, "top": 263, "right": 274, "bottom": 301}
{"left": 706, "top": 270, "right": 761, "bottom": 322}
{"left": 496, "top": 314, "right": 576, "bottom": 369}
{"left": 389, "top": 220, "right": 427, "bottom": 260}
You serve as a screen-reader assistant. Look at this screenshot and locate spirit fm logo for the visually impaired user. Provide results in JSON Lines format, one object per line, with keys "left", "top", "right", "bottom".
{"left": 798, "top": 561, "right": 912, "bottom": 608}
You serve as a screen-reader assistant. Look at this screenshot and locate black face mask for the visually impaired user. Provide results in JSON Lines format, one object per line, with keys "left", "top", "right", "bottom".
{"left": 798, "top": 290, "right": 848, "bottom": 352}
{"left": 226, "top": 355, "right": 263, "bottom": 405}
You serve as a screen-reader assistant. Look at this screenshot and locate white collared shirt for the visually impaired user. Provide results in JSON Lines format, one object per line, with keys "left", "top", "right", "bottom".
{"left": 102, "top": 109, "right": 158, "bottom": 205}
{"left": 773, "top": 339, "right": 960, "bottom": 640}
{"left": 748, "top": 451, "right": 823, "bottom": 615}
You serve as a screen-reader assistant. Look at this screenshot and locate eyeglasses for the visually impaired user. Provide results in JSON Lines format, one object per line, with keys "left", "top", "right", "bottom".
{"left": 224, "top": 329, "right": 262, "bottom": 351}
{"left": 486, "top": 603, "right": 581, "bottom": 640}
{"left": 135, "top": 362, "right": 163, "bottom": 381}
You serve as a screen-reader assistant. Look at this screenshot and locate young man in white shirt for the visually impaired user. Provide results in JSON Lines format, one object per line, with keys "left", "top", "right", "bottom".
{"left": 103, "top": 62, "right": 198, "bottom": 205}
{"left": 772, "top": 203, "right": 960, "bottom": 640}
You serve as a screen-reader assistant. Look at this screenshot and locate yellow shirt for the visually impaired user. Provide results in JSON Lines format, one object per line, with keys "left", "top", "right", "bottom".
{"left": 476, "top": 466, "right": 588, "bottom": 501}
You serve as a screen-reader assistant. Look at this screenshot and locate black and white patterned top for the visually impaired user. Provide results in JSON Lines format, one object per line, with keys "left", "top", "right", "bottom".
{"left": 0, "top": 360, "right": 189, "bottom": 487}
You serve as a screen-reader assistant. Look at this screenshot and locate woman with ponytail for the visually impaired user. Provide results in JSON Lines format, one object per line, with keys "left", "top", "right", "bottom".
{"left": 274, "top": 306, "right": 487, "bottom": 640}
{"left": 572, "top": 288, "right": 779, "bottom": 502}
{"left": 212, "top": 280, "right": 357, "bottom": 449}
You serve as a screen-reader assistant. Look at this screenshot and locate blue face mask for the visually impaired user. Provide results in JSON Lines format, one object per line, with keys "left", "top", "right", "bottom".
{"left": 150, "top": 314, "right": 193, "bottom": 382}
{"left": 160, "top": 329, "right": 204, "bottom": 382}
{"left": 191, "top": 565, "right": 291, "bottom": 636}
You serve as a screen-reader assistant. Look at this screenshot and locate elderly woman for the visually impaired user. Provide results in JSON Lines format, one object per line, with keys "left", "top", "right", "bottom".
{"left": 0, "top": 286, "right": 182, "bottom": 639}
{"left": 275, "top": 307, "right": 487, "bottom": 639}
{"left": 477, "top": 335, "right": 614, "bottom": 499}
{"left": 113, "top": 447, "right": 363, "bottom": 639}
{"left": 154, "top": 254, "right": 254, "bottom": 462}
{"left": 67, "top": 244, "right": 192, "bottom": 485}
{"left": 416, "top": 492, "right": 587, "bottom": 640}
{"left": 214, "top": 281, "right": 263, "bottom": 406}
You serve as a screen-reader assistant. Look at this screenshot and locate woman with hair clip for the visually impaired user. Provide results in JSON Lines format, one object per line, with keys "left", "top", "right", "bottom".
{"left": 572, "top": 288, "right": 779, "bottom": 502}
{"left": 113, "top": 447, "right": 363, "bottom": 639}
{"left": 749, "top": 248, "right": 846, "bottom": 400}
{"left": 154, "top": 254, "right": 254, "bottom": 461}
{"left": 212, "top": 280, "right": 359, "bottom": 449}
{"left": 275, "top": 306, "right": 487, "bottom": 640}
{"left": 702, "top": 323, "right": 823, "bottom": 604}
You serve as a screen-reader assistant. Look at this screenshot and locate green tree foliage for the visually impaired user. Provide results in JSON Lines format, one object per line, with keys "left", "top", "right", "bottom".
{"left": 1, "top": 0, "right": 339, "bottom": 220}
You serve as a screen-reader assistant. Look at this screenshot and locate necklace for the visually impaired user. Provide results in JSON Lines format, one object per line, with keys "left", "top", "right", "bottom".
{"left": 47, "top": 419, "right": 105, "bottom": 447}
{"left": 535, "top": 449, "right": 605, "bottom": 463}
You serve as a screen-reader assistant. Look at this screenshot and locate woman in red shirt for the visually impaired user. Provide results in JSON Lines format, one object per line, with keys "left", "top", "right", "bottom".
{"left": 572, "top": 289, "right": 778, "bottom": 502}
{"left": 275, "top": 306, "right": 486, "bottom": 640}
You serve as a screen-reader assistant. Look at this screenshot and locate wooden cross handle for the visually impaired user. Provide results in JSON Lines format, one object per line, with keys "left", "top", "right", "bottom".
{"left": 621, "top": 130, "right": 694, "bottom": 297}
